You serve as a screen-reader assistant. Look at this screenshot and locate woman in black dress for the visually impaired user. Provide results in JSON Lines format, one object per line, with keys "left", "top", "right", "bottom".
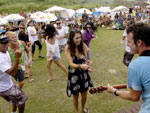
{"left": 65, "top": 29, "right": 93, "bottom": 113}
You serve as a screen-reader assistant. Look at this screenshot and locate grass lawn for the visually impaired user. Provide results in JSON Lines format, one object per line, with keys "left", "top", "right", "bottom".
{"left": 0, "top": 27, "right": 136, "bottom": 113}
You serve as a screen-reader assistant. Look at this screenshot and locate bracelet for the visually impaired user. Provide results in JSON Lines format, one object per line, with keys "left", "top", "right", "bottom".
{"left": 114, "top": 89, "right": 119, "bottom": 96}
{"left": 78, "top": 64, "right": 81, "bottom": 69}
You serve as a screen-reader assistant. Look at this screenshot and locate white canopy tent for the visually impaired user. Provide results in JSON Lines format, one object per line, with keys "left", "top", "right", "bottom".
{"left": 31, "top": 12, "right": 57, "bottom": 23}
{"left": 147, "top": 0, "right": 150, "bottom": 4}
{"left": 112, "top": 6, "right": 128, "bottom": 13}
{"left": 96, "top": 7, "right": 111, "bottom": 13}
{"left": 76, "top": 8, "right": 92, "bottom": 14}
{"left": 0, "top": 18, "right": 8, "bottom": 25}
{"left": 44, "top": 6, "right": 66, "bottom": 13}
{"left": 134, "top": 6, "right": 140, "bottom": 9}
{"left": 4, "top": 14, "right": 25, "bottom": 22}
{"left": 61, "top": 9, "right": 75, "bottom": 18}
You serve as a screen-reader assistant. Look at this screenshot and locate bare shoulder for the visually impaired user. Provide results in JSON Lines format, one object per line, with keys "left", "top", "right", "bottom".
{"left": 65, "top": 44, "right": 69, "bottom": 50}
{"left": 65, "top": 44, "right": 70, "bottom": 54}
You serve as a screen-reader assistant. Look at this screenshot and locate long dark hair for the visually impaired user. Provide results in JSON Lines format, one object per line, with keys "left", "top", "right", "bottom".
{"left": 45, "top": 24, "right": 57, "bottom": 39}
{"left": 67, "top": 29, "right": 85, "bottom": 56}
{"left": 84, "top": 22, "right": 97, "bottom": 33}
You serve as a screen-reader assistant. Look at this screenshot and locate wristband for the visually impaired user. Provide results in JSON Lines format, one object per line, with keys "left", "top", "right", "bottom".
{"left": 78, "top": 64, "right": 81, "bottom": 69}
{"left": 114, "top": 89, "right": 119, "bottom": 96}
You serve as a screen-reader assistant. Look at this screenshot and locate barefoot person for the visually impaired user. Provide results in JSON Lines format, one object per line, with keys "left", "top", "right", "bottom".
{"left": 107, "top": 23, "right": 150, "bottom": 113}
{"left": 0, "top": 35, "right": 27, "bottom": 113}
{"left": 65, "top": 29, "right": 93, "bottom": 113}
{"left": 45, "top": 24, "right": 67, "bottom": 82}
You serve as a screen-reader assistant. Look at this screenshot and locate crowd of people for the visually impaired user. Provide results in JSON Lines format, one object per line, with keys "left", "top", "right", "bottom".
{"left": 0, "top": 5, "right": 150, "bottom": 113}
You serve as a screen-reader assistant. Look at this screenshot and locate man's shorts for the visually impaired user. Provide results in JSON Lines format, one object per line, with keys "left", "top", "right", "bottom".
{"left": 14, "top": 69, "right": 24, "bottom": 82}
{"left": 0, "top": 84, "right": 27, "bottom": 106}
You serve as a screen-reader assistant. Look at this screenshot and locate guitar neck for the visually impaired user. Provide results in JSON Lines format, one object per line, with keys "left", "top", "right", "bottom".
{"left": 89, "top": 84, "right": 127, "bottom": 94}
{"left": 102, "top": 84, "right": 127, "bottom": 90}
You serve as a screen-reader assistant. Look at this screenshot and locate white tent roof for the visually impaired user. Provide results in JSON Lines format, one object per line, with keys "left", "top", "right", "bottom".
{"left": 44, "top": 6, "right": 66, "bottom": 12}
{"left": 112, "top": 6, "right": 128, "bottom": 13}
{"left": 147, "top": 0, "right": 150, "bottom": 4}
{"left": 0, "top": 18, "right": 8, "bottom": 25}
{"left": 4, "top": 14, "right": 25, "bottom": 22}
{"left": 97, "top": 7, "right": 111, "bottom": 13}
{"left": 61, "top": 9, "right": 75, "bottom": 18}
{"left": 31, "top": 12, "right": 57, "bottom": 22}
{"left": 76, "top": 8, "right": 92, "bottom": 14}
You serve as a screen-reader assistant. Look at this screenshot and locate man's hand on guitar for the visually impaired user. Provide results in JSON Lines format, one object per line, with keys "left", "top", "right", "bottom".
{"left": 107, "top": 84, "right": 116, "bottom": 94}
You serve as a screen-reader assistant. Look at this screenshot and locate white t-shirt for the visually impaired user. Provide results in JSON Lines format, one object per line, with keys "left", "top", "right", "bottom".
{"left": 141, "top": 18, "right": 147, "bottom": 23}
{"left": 0, "top": 51, "right": 13, "bottom": 92}
{"left": 123, "top": 29, "right": 131, "bottom": 52}
{"left": 56, "top": 26, "right": 68, "bottom": 45}
{"left": 45, "top": 39, "right": 60, "bottom": 58}
{"left": 27, "top": 26, "right": 38, "bottom": 42}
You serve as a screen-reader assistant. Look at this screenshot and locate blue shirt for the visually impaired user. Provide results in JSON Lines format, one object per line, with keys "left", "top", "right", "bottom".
{"left": 127, "top": 56, "right": 150, "bottom": 113}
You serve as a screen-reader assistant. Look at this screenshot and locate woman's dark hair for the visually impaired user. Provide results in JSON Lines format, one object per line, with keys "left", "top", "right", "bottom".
{"left": 18, "top": 31, "right": 29, "bottom": 44}
{"left": 45, "top": 24, "right": 57, "bottom": 39}
{"left": 84, "top": 22, "right": 97, "bottom": 33}
{"left": 127, "top": 23, "right": 150, "bottom": 46}
{"left": 67, "top": 29, "right": 85, "bottom": 56}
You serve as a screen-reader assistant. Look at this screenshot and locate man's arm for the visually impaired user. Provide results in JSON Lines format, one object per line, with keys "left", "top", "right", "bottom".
{"left": 6, "top": 49, "right": 22, "bottom": 76}
{"left": 107, "top": 84, "right": 142, "bottom": 102}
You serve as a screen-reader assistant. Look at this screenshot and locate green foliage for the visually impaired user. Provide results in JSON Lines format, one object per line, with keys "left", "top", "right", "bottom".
{"left": 0, "top": 0, "right": 111, "bottom": 13}
{"left": 0, "top": 0, "right": 4, "bottom": 5}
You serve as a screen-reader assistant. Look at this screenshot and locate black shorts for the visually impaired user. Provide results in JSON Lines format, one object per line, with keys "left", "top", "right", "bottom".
{"left": 14, "top": 69, "right": 24, "bottom": 82}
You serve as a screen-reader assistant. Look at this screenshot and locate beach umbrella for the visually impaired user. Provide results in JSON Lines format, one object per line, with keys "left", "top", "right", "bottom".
{"left": 97, "top": 7, "right": 111, "bottom": 13}
{"left": 44, "top": 6, "right": 66, "bottom": 13}
{"left": 61, "top": 9, "right": 75, "bottom": 18}
{"left": 0, "top": 18, "right": 8, "bottom": 25}
{"left": 4, "top": 14, "right": 25, "bottom": 22}
{"left": 112, "top": 6, "right": 128, "bottom": 13}
{"left": 76, "top": 8, "right": 92, "bottom": 14}
{"left": 31, "top": 12, "right": 57, "bottom": 22}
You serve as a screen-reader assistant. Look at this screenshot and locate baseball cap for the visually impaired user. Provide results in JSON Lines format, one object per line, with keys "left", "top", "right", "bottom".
{"left": 0, "top": 34, "right": 9, "bottom": 44}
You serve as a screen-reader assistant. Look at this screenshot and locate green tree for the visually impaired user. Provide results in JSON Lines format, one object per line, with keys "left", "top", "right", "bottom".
{"left": 0, "top": 1, "right": 4, "bottom": 5}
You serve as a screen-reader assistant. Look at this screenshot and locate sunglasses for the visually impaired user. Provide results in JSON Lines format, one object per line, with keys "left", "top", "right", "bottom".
{"left": 87, "top": 26, "right": 91, "bottom": 28}
{"left": 19, "top": 27, "right": 25, "bottom": 29}
{"left": 56, "top": 23, "right": 61, "bottom": 25}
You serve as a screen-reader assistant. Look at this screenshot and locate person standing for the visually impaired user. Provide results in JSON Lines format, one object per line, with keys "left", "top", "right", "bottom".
{"left": 55, "top": 19, "right": 69, "bottom": 53}
{"left": 27, "top": 20, "right": 44, "bottom": 60}
{"left": 45, "top": 24, "right": 68, "bottom": 82}
{"left": 82, "top": 22, "right": 96, "bottom": 60}
{"left": 18, "top": 22, "right": 34, "bottom": 83}
{"left": 0, "top": 35, "right": 27, "bottom": 113}
{"left": 82, "top": 10, "right": 89, "bottom": 28}
{"left": 6, "top": 31, "right": 32, "bottom": 88}
{"left": 121, "top": 20, "right": 135, "bottom": 67}
{"left": 65, "top": 29, "right": 93, "bottom": 113}
{"left": 107, "top": 23, "right": 150, "bottom": 113}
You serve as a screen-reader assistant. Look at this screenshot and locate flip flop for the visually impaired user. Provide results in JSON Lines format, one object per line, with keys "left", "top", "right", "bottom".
{"left": 38, "top": 56, "right": 44, "bottom": 58}
{"left": 29, "top": 78, "right": 34, "bottom": 83}
{"left": 47, "top": 79, "right": 53, "bottom": 83}
{"left": 83, "top": 108, "right": 90, "bottom": 113}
